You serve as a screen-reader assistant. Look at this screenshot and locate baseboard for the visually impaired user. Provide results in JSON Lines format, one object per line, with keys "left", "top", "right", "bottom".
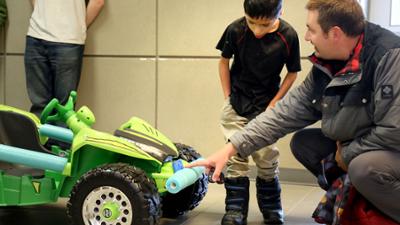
{"left": 248, "top": 166, "right": 317, "bottom": 186}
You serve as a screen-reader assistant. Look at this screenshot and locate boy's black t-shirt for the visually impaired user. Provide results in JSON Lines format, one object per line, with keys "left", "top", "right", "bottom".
{"left": 216, "top": 17, "right": 301, "bottom": 119}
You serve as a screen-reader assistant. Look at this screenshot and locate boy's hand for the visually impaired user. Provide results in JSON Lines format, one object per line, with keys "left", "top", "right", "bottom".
{"left": 267, "top": 100, "right": 277, "bottom": 108}
{"left": 335, "top": 141, "right": 348, "bottom": 171}
{"left": 185, "top": 143, "right": 237, "bottom": 182}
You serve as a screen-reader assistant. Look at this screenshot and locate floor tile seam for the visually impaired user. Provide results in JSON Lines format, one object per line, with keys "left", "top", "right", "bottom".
{"left": 285, "top": 187, "right": 319, "bottom": 216}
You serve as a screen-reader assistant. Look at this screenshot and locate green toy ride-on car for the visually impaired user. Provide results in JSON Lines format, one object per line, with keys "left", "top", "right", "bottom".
{"left": 0, "top": 91, "right": 208, "bottom": 225}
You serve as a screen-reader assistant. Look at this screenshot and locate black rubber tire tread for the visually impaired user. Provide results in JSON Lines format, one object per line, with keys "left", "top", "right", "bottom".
{"left": 161, "top": 143, "right": 208, "bottom": 218}
{"left": 67, "top": 163, "right": 161, "bottom": 225}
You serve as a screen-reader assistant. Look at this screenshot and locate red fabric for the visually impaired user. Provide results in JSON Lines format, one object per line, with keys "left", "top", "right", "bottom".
{"left": 340, "top": 187, "right": 400, "bottom": 225}
{"left": 309, "top": 34, "right": 364, "bottom": 76}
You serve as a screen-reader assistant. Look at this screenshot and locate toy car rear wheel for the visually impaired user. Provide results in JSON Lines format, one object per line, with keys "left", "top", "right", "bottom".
{"left": 67, "top": 163, "right": 161, "bottom": 225}
{"left": 161, "top": 143, "right": 208, "bottom": 218}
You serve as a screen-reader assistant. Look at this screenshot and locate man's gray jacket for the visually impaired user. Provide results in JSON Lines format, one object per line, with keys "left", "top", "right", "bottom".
{"left": 230, "top": 22, "right": 400, "bottom": 166}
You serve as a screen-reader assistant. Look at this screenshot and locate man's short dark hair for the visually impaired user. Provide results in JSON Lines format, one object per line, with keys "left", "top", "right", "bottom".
{"left": 306, "top": 0, "right": 365, "bottom": 37}
{"left": 244, "top": 0, "right": 283, "bottom": 19}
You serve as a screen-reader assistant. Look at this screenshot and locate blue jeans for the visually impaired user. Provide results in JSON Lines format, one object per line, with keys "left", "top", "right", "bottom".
{"left": 290, "top": 128, "right": 336, "bottom": 177}
{"left": 24, "top": 36, "right": 84, "bottom": 117}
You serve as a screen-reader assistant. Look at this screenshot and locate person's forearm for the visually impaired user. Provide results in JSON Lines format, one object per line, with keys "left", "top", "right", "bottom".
{"left": 86, "top": 0, "right": 104, "bottom": 28}
{"left": 30, "top": 0, "right": 35, "bottom": 7}
{"left": 219, "top": 58, "right": 231, "bottom": 99}
{"left": 268, "top": 72, "right": 297, "bottom": 107}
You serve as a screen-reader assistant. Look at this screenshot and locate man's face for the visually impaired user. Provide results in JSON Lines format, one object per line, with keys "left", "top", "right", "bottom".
{"left": 245, "top": 14, "right": 279, "bottom": 39}
{"left": 305, "top": 10, "right": 336, "bottom": 59}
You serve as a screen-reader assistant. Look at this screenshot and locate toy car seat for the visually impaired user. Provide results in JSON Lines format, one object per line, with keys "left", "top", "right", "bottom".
{"left": 0, "top": 110, "right": 50, "bottom": 176}
{"left": 0, "top": 110, "right": 49, "bottom": 153}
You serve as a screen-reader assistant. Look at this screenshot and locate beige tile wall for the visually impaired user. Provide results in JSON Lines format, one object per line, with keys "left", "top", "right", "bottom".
{"left": 0, "top": 27, "right": 3, "bottom": 53}
{"left": 1, "top": 0, "right": 312, "bottom": 170}
{"left": 158, "top": 0, "right": 243, "bottom": 56}
{"left": 157, "top": 58, "right": 224, "bottom": 153}
{"left": 85, "top": 0, "right": 157, "bottom": 55}
{"left": 4, "top": 56, "right": 30, "bottom": 109}
{"left": 77, "top": 57, "right": 157, "bottom": 132}
{"left": 0, "top": 26, "right": 4, "bottom": 102}
{"left": 4, "top": 0, "right": 31, "bottom": 54}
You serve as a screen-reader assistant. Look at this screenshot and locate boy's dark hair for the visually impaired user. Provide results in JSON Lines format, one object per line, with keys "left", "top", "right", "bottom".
{"left": 306, "top": 0, "right": 365, "bottom": 37}
{"left": 244, "top": 0, "right": 283, "bottom": 19}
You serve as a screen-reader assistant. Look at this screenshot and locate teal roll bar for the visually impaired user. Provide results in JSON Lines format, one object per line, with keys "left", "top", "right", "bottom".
{"left": 0, "top": 144, "right": 67, "bottom": 172}
{"left": 39, "top": 124, "right": 74, "bottom": 143}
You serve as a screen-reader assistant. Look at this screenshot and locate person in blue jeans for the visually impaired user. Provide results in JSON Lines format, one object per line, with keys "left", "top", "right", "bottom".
{"left": 25, "top": 0, "right": 104, "bottom": 117}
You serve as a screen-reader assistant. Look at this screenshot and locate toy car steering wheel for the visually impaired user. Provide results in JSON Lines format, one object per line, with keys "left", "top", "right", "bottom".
{"left": 40, "top": 98, "right": 62, "bottom": 124}
{"left": 40, "top": 91, "right": 77, "bottom": 124}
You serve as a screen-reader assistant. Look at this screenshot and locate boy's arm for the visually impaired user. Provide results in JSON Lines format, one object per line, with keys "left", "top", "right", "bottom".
{"left": 267, "top": 72, "right": 297, "bottom": 108}
{"left": 86, "top": 0, "right": 104, "bottom": 28}
{"left": 219, "top": 57, "right": 231, "bottom": 99}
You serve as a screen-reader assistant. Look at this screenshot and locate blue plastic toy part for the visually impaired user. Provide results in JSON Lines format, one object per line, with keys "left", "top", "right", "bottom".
{"left": 39, "top": 124, "right": 74, "bottom": 143}
{"left": 165, "top": 158, "right": 205, "bottom": 194}
{"left": 172, "top": 159, "right": 184, "bottom": 172}
{"left": 0, "top": 144, "right": 67, "bottom": 172}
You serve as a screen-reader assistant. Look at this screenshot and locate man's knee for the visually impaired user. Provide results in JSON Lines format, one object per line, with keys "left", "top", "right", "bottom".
{"left": 348, "top": 151, "right": 400, "bottom": 222}
{"left": 348, "top": 154, "right": 372, "bottom": 188}
{"left": 348, "top": 151, "right": 394, "bottom": 189}
{"left": 290, "top": 130, "right": 306, "bottom": 157}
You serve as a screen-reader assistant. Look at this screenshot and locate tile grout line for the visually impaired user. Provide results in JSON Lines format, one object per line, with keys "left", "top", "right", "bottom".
{"left": 285, "top": 186, "right": 320, "bottom": 216}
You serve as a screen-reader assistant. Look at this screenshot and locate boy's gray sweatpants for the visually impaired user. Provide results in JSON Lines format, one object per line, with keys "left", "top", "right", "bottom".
{"left": 220, "top": 98, "right": 279, "bottom": 181}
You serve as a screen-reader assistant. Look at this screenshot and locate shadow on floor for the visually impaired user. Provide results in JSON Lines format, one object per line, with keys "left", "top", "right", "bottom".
{"left": 0, "top": 204, "right": 68, "bottom": 225}
{"left": 0, "top": 182, "right": 323, "bottom": 225}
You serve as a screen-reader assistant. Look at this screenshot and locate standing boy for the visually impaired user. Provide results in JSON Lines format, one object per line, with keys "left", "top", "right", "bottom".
{"left": 216, "top": 0, "right": 301, "bottom": 224}
{"left": 190, "top": 0, "right": 400, "bottom": 224}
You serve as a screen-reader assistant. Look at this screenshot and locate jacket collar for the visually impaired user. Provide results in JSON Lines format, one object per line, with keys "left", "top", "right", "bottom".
{"left": 309, "top": 34, "right": 364, "bottom": 87}
{"left": 309, "top": 34, "right": 364, "bottom": 77}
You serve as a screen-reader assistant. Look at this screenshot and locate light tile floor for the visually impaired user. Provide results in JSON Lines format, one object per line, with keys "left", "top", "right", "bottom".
{"left": 0, "top": 181, "right": 325, "bottom": 225}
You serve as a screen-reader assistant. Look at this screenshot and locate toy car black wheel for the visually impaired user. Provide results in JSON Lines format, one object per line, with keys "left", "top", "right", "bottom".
{"left": 161, "top": 143, "right": 208, "bottom": 218}
{"left": 67, "top": 163, "right": 161, "bottom": 225}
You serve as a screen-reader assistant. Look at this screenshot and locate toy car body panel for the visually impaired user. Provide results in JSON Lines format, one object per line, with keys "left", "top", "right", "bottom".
{"left": 0, "top": 91, "right": 208, "bottom": 224}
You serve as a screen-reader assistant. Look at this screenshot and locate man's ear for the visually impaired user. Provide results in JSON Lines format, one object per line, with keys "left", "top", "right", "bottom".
{"left": 330, "top": 26, "right": 344, "bottom": 41}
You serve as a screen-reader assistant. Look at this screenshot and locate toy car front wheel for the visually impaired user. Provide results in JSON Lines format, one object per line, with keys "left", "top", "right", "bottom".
{"left": 67, "top": 163, "right": 161, "bottom": 225}
{"left": 161, "top": 143, "right": 208, "bottom": 218}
